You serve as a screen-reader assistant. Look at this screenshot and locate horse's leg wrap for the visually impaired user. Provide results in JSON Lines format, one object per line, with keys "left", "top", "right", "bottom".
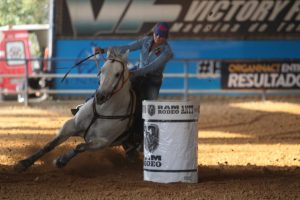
{"left": 54, "top": 139, "right": 107, "bottom": 168}
{"left": 54, "top": 143, "right": 88, "bottom": 168}
{"left": 54, "top": 149, "right": 80, "bottom": 168}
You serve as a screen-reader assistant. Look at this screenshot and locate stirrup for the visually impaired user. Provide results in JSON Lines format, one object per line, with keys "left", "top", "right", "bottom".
{"left": 71, "top": 108, "right": 79, "bottom": 116}
{"left": 71, "top": 104, "right": 83, "bottom": 116}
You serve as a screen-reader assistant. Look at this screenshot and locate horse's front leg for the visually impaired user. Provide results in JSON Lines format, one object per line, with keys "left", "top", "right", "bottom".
{"left": 15, "top": 119, "right": 79, "bottom": 172}
{"left": 54, "top": 138, "right": 108, "bottom": 168}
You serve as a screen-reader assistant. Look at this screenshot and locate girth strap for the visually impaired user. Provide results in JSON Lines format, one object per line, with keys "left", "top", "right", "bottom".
{"left": 83, "top": 89, "right": 136, "bottom": 140}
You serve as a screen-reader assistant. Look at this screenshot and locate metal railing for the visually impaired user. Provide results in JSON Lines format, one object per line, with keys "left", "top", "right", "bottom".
{"left": 1, "top": 58, "right": 299, "bottom": 106}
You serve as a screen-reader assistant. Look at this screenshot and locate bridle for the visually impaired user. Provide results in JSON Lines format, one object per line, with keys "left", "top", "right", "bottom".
{"left": 83, "top": 58, "right": 136, "bottom": 140}
{"left": 96, "top": 58, "right": 130, "bottom": 104}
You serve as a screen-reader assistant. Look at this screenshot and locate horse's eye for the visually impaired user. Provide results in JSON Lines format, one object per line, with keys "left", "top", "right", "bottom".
{"left": 115, "top": 73, "right": 120, "bottom": 78}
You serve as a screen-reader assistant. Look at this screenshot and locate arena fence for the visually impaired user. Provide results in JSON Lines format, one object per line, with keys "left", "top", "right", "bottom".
{"left": 0, "top": 58, "right": 299, "bottom": 106}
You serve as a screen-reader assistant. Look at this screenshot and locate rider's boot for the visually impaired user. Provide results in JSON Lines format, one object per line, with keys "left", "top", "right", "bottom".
{"left": 123, "top": 142, "right": 141, "bottom": 162}
{"left": 71, "top": 93, "right": 95, "bottom": 115}
{"left": 71, "top": 104, "right": 84, "bottom": 116}
{"left": 126, "top": 150, "right": 140, "bottom": 163}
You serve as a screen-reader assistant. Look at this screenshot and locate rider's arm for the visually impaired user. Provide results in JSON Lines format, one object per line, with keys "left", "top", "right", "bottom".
{"left": 114, "top": 38, "right": 144, "bottom": 53}
{"left": 98, "top": 37, "right": 146, "bottom": 54}
{"left": 131, "top": 45, "right": 173, "bottom": 77}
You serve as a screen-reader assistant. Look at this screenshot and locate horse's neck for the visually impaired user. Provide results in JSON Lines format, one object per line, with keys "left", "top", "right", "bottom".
{"left": 97, "top": 82, "right": 132, "bottom": 115}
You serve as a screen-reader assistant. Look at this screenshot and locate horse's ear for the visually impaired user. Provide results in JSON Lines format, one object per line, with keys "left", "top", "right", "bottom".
{"left": 107, "top": 47, "right": 116, "bottom": 59}
{"left": 107, "top": 47, "right": 118, "bottom": 59}
{"left": 122, "top": 49, "right": 129, "bottom": 62}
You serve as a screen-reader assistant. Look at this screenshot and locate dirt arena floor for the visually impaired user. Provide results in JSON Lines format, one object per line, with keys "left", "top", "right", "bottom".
{"left": 0, "top": 97, "right": 300, "bottom": 200}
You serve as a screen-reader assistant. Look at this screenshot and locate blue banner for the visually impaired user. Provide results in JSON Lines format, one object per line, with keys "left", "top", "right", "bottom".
{"left": 53, "top": 39, "right": 300, "bottom": 94}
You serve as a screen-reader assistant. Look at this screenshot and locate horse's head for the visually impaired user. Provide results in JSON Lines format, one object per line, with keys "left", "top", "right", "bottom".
{"left": 96, "top": 48, "right": 130, "bottom": 104}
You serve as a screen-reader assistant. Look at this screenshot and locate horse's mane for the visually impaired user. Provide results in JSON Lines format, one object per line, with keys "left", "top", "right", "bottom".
{"left": 107, "top": 48, "right": 129, "bottom": 65}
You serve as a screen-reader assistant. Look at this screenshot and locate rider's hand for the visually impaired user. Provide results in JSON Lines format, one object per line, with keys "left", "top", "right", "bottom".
{"left": 94, "top": 47, "right": 104, "bottom": 54}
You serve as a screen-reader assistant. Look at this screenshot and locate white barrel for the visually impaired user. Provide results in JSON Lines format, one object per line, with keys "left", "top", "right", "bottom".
{"left": 142, "top": 100, "right": 199, "bottom": 183}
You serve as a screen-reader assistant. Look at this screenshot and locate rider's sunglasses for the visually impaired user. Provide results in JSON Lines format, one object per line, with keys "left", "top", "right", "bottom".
{"left": 154, "top": 33, "right": 167, "bottom": 39}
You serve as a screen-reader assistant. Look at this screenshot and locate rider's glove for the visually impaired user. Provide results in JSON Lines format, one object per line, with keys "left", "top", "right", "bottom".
{"left": 94, "top": 47, "right": 105, "bottom": 54}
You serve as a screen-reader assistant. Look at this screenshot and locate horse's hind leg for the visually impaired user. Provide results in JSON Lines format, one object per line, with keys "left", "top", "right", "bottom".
{"left": 15, "top": 119, "right": 79, "bottom": 172}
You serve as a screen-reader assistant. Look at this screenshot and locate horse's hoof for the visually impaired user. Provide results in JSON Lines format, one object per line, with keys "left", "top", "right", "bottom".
{"left": 53, "top": 157, "right": 66, "bottom": 168}
{"left": 14, "top": 160, "right": 30, "bottom": 173}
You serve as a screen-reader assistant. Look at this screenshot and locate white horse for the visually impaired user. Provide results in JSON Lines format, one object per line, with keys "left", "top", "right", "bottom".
{"left": 15, "top": 48, "right": 139, "bottom": 172}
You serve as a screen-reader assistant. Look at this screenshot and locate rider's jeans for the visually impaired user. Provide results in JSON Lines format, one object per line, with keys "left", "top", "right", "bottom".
{"left": 130, "top": 76, "right": 162, "bottom": 101}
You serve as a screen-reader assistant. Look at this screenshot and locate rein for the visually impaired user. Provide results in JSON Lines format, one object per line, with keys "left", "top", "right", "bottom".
{"left": 61, "top": 52, "right": 99, "bottom": 82}
{"left": 61, "top": 51, "right": 107, "bottom": 83}
{"left": 109, "top": 59, "right": 130, "bottom": 96}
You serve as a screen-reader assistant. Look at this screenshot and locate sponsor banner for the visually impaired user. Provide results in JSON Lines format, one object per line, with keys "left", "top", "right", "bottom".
{"left": 221, "top": 61, "right": 300, "bottom": 89}
{"left": 55, "top": 0, "right": 300, "bottom": 39}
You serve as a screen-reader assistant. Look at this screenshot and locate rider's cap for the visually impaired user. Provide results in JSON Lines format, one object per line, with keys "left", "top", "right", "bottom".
{"left": 154, "top": 22, "right": 170, "bottom": 38}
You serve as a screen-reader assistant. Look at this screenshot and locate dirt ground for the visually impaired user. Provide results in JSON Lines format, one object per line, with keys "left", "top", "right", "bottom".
{"left": 0, "top": 98, "right": 300, "bottom": 200}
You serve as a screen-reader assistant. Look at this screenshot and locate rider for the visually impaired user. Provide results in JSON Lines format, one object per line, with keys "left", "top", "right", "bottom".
{"left": 71, "top": 22, "right": 173, "bottom": 114}
{"left": 97, "top": 21, "right": 173, "bottom": 100}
